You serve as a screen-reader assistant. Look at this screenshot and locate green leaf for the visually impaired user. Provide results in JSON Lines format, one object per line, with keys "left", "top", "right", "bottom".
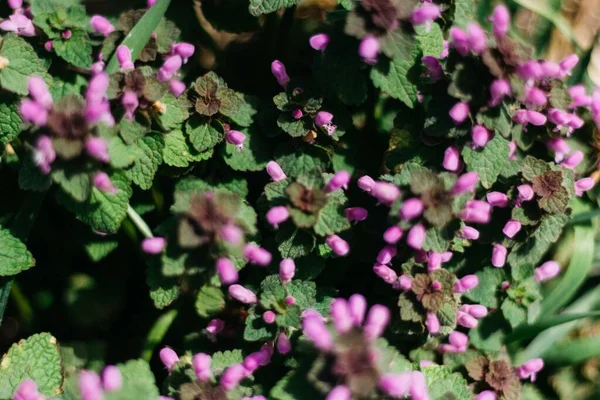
{"left": 422, "top": 366, "right": 471, "bottom": 400}
{"left": 19, "top": 157, "right": 52, "bottom": 192}
{"left": 0, "top": 97, "right": 23, "bottom": 146}
{"left": 195, "top": 285, "right": 225, "bottom": 318}
{"left": 507, "top": 311, "right": 600, "bottom": 343}
{"left": 501, "top": 298, "right": 527, "bottom": 328}
{"left": 461, "top": 133, "right": 509, "bottom": 189}
{"left": 186, "top": 118, "right": 223, "bottom": 153}
{"left": 211, "top": 349, "right": 244, "bottom": 375}
{"left": 271, "top": 360, "right": 322, "bottom": 400}
{"left": 126, "top": 133, "right": 164, "bottom": 190}
{"left": 370, "top": 49, "right": 419, "bottom": 108}
{"left": 156, "top": 93, "right": 191, "bottom": 131}
{"left": 52, "top": 168, "right": 91, "bottom": 202}
{"left": 0, "top": 34, "right": 50, "bottom": 95}
{"left": 223, "top": 129, "right": 269, "bottom": 172}
{"left": 469, "top": 313, "right": 510, "bottom": 352}
{"left": 163, "top": 129, "right": 209, "bottom": 167}
{"left": 0, "top": 333, "right": 63, "bottom": 399}
{"left": 285, "top": 280, "right": 317, "bottom": 309}
{"left": 84, "top": 237, "right": 119, "bottom": 262}
{"left": 53, "top": 29, "right": 93, "bottom": 68}
{"left": 147, "top": 258, "right": 179, "bottom": 309}
{"left": 416, "top": 23, "right": 444, "bottom": 58}
{"left": 276, "top": 225, "right": 316, "bottom": 258}
{"left": 104, "top": 359, "right": 160, "bottom": 400}
{"left": 105, "top": 0, "right": 173, "bottom": 73}
{"left": 248, "top": 0, "right": 299, "bottom": 16}
{"left": 314, "top": 201, "right": 351, "bottom": 237}
{"left": 275, "top": 143, "right": 330, "bottom": 178}
{"left": 277, "top": 114, "right": 311, "bottom": 138}
{"left": 244, "top": 307, "right": 275, "bottom": 342}
{"left": 508, "top": 214, "right": 569, "bottom": 269}
{"left": 452, "top": 0, "right": 475, "bottom": 27}
{"left": 464, "top": 267, "right": 507, "bottom": 309}
{"left": 107, "top": 136, "right": 137, "bottom": 169}
{"left": 57, "top": 172, "right": 133, "bottom": 234}
{"left": 154, "top": 18, "right": 180, "bottom": 54}
{"left": 542, "top": 336, "right": 600, "bottom": 365}
{"left": 0, "top": 226, "right": 35, "bottom": 277}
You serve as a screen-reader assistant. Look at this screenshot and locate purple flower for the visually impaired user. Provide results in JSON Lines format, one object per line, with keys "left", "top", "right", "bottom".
{"left": 102, "top": 365, "right": 122, "bottom": 392}
{"left": 561, "top": 151, "right": 583, "bottom": 169}
{"left": 383, "top": 226, "right": 403, "bottom": 244}
{"left": 79, "top": 371, "right": 103, "bottom": 400}
{"left": 266, "top": 206, "right": 289, "bottom": 228}
{"left": 220, "top": 364, "right": 248, "bottom": 391}
{"left": 303, "top": 314, "right": 333, "bottom": 351}
{"left": 457, "top": 311, "right": 478, "bottom": 328}
{"left": 371, "top": 182, "right": 401, "bottom": 205}
{"left": 373, "top": 264, "right": 398, "bottom": 284}
{"left": 426, "top": 312, "right": 440, "bottom": 334}
{"left": 443, "top": 146, "right": 462, "bottom": 172}
{"left": 20, "top": 99, "right": 48, "bottom": 126}
{"left": 158, "top": 55, "right": 183, "bottom": 82}
{"left": 526, "top": 110, "right": 547, "bottom": 126}
{"left": 216, "top": 257, "right": 239, "bottom": 285}
{"left": 460, "top": 200, "right": 492, "bottom": 224}
{"left": 427, "top": 251, "right": 442, "bottom": 272}
{"left": 326, "top": 234, "right": 350, "bottom": 256}
{"left": 116, "top": 45, "right": 134, "bottom": 70}
{"left": 409, "top": 371, "right": 429, "bottom": 400}
{"left": 28, "top": 76, "right": 52, "bottom": 109}
{"left": 359, "top": 35, "right": 380, "bottom": 64}
{"left": 560, "top": 54, "right": 579, "bottom": 76}
{"left": 325, "top": 170, "right": 350, "bottom": 192}
{"left": 192, "top": 353, "right": 212, "bottom": 382}
{"left": 451, "top": 172, "right": 478, "bottom": 195}
{"left": 0, "top": 14, "right": 35, "bottom": 37}
{"left": 271, "top": 60, "right": 290, "bottom": 88}
{"left": 461, "top": 304, "right": 488, "bottom": 318}
{"left": 475, "top": 390, "right": 497, "bottom": 400}
{"left": 292, "top": 109, "right": 303, "bottom": 119}
{"left": 515, "top": 358, "right": 544, "bottom": 382}
{"left": 411, "top": 4, "right": 441, "bottom": 26}
{"left": 517, "top": 60, "right": 543, "bottom": 81}
{"left": 407, "top": 224, "right": 426, "bottom": 250}
{"left": 535, "top": 260, "right": 560, "bottom": 282}
{"left": 363, "top": 304, "right": 390, "bottom": 340}
{"left": 90, "top": 15, "right": 115, "bottom": 37}
{"left": 524, "top": 87, "right": 547, "bottom": 107}
{"left": 486, "top": 191, "right": 509, "bottom": 208}
{"left": 33, "top": 135, "right": 56, "bottom": 174}
{"left": 8, "top": 0, "right": 23, "bottom": 9}
{"left": 490, "top": 4, "right": 510, "bottom": 38}
{"left": 13, "top": 380, "right": 40, "bottom": 400}
{"left": 345, "top": 207, "right": 368, "bottom": 222}
{"left": 279, "top": 258, "right": 295, "bottom": 284}
{"left": 85, "top": 137, "right": 110, "bottom": 163}
{"left": 326, "top": 385, "right": 351, "bottom": 400}
{"left": 450, "top": 27, "right": 469, "bottom": 56}
{"left": 220, "top": 223, "right": 243, "bottom": 245}
{"left": 169, "top": 80, "right": 186, "bottom": 97}
{"left": 309, "top": 33, "right": 329, "bottom": 51}
{"left": 460, "top": 226, "right": 480, "bottom": 240}
{"left": 243, "top": 244, "right": 272, "bottom": 266}
{"left": 449, "top": 102, "right": 469, "bottom": 124}
{"left": 517, "top": 184, "right": 534, "bottom": 202}
{"left": 357, "top": 175, "right": 375, "bottom": 192}
{"left": 569, "top": 85, "right": 592, "bottom": 107}
{"left": 547, "top": 137, "right": 570, "bottom": 162}
{"left": 266, "top": 161, "right": 286, "bottom": 182}
{"left": 395, "top": 275, "right": 413, "bottom": 291}
{"left": 206, "top": 318, "right": 224, "bottom": 341}
{"left": 379, "top": 373, "right": 411, "bottom": 398}
{"left": 489, "top": 78, "right": 511, "bottom": 106}
{"left": 159, "top": 347, "right": 179, "bottom": 372}
{"left": 455, "top": 275, "right": 479, "bottom": 293}
{"left": 491, "top": 244, "right": 507, "bottom": 267}
{"left": 225, "top": 130, "right": 246, "bottom": 151}
{"left": 171, "top": 42, "right": 195, "bottom": 63}
{"left": 575, "top": 177, "right": 594, "bottom": 196}
{"left": 262, "top": 311, "right": 276, "bottom": 324}
{"left": 400, "top": 198, "right": 424, "bottom": 220}
{"left": 229, "top": 284, "right": 258, "bottom": 304}
{"left": 472, "top": 125, "right": 491, "bottom": 147}
{"left": 502, "top": 219, "right": 521, "bottom": 238}
{"left": 122, "top": 90, "right": 139, "bottom": 120}
{"left": 422, "top": 56, "right": 444, "bottom": 80}
{"left": 541, "top": 61, "right": 561, "bottom": 78}
{"left": 331, "top": 298, "right": 353, "bottom": 334}
{"left": 315, "top": 111, "right": 336, "bottom": 135}
{"left": 466, "top": 22, "right": 486, "bottom": 54}
{"left": 93, "top": 172, "right": 118, "bottom": 194}
{"left": 277, "top": 333, "right": 291, "bottom": 354}
{"left": 62, "top": 29, "right": 72, "bottom": 39}
{"left": 348, "top": 293, "right": 366, "bottom": 326}
{"left": 141, "top": 237, "right": 166, "bottom": 255}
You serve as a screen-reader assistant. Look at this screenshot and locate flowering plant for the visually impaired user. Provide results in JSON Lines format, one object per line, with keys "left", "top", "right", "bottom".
{"left": 1, "top": 0, "right": 599, "bottom": 399}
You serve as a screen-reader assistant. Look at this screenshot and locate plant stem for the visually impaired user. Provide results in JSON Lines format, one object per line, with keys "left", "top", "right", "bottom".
{"left": 126, "top": 205, "right": 154, "bottom": 239}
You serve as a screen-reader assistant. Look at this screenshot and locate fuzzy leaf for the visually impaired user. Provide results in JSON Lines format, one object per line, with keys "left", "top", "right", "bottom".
{"left": 195, "top": 285, "right": 225, "bottom": 318}
{"left": 84, "top": 238, "right": 119, "bottom": 262}
{"left": 0, "top": 226, "right": 35, "bottom": 277}
{"left": 0, "top": 97, "right": 23, "bottom": 146}
{"left": 0, "top": 333, "right": 63, "bottom": 399}
{"left": 156, "top": 94, "right": 191, "bottom": 130}
{"left": 244, "top": 307, "right": 275, "bottom": 342}
{"left": 163, "top": 129, "right": 206, "bottom": 168}
{"left": 53, "top": 29, "right": 93, "bottom": 68}
{"left": 186, "top": 118, "right": 223, "bottom": 153}
{"left": 370, "top": 49, "right": 419, "bottom": 108}
{"left": 416, "top": 23, "right": 444, "bottom": 58}
{"left": 52, "top": 168, "right": 91, "bottom": 202}
{"left": 19, "top": 157, "right": 52, "bottom": 192}
{"left": 501, "top": 298, "right": 527, "bottom": 328}
{"left": 275, "top": 144, "right": 330, "bottom": 178}
{"left": 248, "top": 0, "right": 299, "bottom": 16}
{"left": 464, "top": 267, "right": 507, "bottom": 309}
{"left": 147, "top": 258, "right": 179, "bottom": 309}
{"left": 0, "top": 34, "right": 50, "bottom": 95}
{"left": 126, "top": 133, "right": 164, "bottom": 190}
{"left": 461, "top": 133, "right": 509, "bottom": 189}
{"left": 104, "top": 359, "right": 159, "bottom": 400}
{"left": 211, "top": 350, "right": 244, "bottom": 375}
{"left": 508, "top": 214, "right": 569, "bottom": 268}
{"left": 423, "top": 366, "right": 472, "bottom": 400}
{"left": 107, "top": 136, "right": 137, "bottom": 169}
{"left": 223, "top": 129, "right": 269, "bottom": 172}
{"left": 314, "top": 201, "right": 351, "bottom": 237}
{"left": 276, "top": 225, "right": 316, "bottom": 258}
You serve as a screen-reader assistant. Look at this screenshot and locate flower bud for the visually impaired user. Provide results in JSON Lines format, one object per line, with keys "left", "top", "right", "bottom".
{"left": 8, "top": 0, "right": 23, "bottom": 9}
{"left": 20, "top": 99, "right": 48, "bottom": 126}
{"left": 357, "top": 175, "right": 375, "bottom": 192}
{"left": 383, "top": 226, "right": 403, "bottom": 244}
{"left": 122, "top": 90, "right": 139, "bottom": 120}
{"left": 489, "top": 78, "right": 511, "bottom": 106}
{"left": 561, "top": 151, "right": 584, "bottom": 169}
{"left": 400, "top": 198, "right": 424, "bottom": 220}
{"left": 292, "top": 109, "right": 303, "bottom": 119}
{"left": 85, "top": 137, "right": 110, "bottom": 163}
{"left": 326, "top": 385, "right": 351, "bottom": 400}
{"left": 266, "top": 206, "right": 289, "bottom": 228}
{"left": 377, "top": 245, "right": 397, "bottom": 265}
{"left": 325, "top": 170, "right": 350, "bottom": 192}
{"left": 102, "top": 365, "right": 122, "bottom": 392}
{"left": 508, "top": 141, "right": 517, "bottom": 160}
{"left": 516, "top": 358, "right": 544, "bottom": 381}
{"left": 266, "top": 161, "right": 286, "bottom": 181}
{"left": 169, "top": 80, "right": 186, "bottom": 97}
{"left": 331, "top": 298, "right": 353, "bottom": 334}
{"left": 373, "top": 264, "right": 398, "bottom": 284}
{"left": 371, "top": 182, "right": 401, "bottom": 205}
{"left": 279, "top": 258, "right": 295, "bottom": 284}
{"left": 541, "top": 61, "right": 561, "bottom": 78}
{"left": 229, "top": 284, "right": 257, "bottom": 304}
{"left": 220, "top": 364, "right": 247, "bottom": 391}
{"left": 216, "top": 258, "right": 238, "bottom": 285}
{"left": 303, "top": 315, "right": 333, "bottom": 350}
{"left": 263, "top": 311, "right": 276, "bottom": 324}
{"left": 90, "top": 15, "right": 115, "bottom": 37}
{"left": 13, "top": 380, "right": 40, "bottom": 400}
{"left": 451, "top": 172, "right": 478, "bottom": 195}
{"left": 524, "top": 87, "right": 547, "bottom": 106}
{"left": 157, "top": 55, "right": 182, "bottom": 82}
{"left": 93, "top": 172, "right": 117, "bottom": 194}
{"left": 396, "top": 275, "right": 413, "bottom": 291}
{"left": 33, "top": 135, "right": 56, "bottom": 174}
{"left": 220, "top": 223, "right": 243, "bottom": 245}
{"left": 309, "top": 33, "right": 329, "bottom": 51}
{"left": 569, "top": 85, "right": 592, "bottom": 107}
{"left": 426, "top": 312, "right": 440, "bottom": 334}
{"left": 348, "top": 294, "right": 366, "bottom": 326}
{"left": 80, "top": 371, "right": 103, "bottom": 400}
{"left": 345, "top": 207, "right": 368, "bottom": 223}
{"left": 326, "top": 234, "right": 350, "bottom": 256}
{"left": 359, "top": 35, "right": 379, "bottom": 63}
{"left": 378, "top": 373, "right": 411, "bottom": 398}
{"left": 491, "top": 244, "right": 507, "bottom": 267}
{"left": 407, "top": 223, "right": 426, "bottom": 250}
{"left": 28, "top": 76, "right": 52, "bottom": 109}
{"left": 517, "top": 184, "right": 534, "bottom": 202}
{"left": 116, "top": 45, "right": 134, "bottom": 70}
{"left": 411, "top": 4, "right": 441, "bottom": 25}
{"left": 449, "top": 102, "right": 469, "bottom": 124}
{"left": 527, "top": 110, "right": 547, "bottom": 126}
{"left": 225, "top": 130, "right": 246, "bottom": 152}
{"left": 517, "top": 60, "right": 543, "bottom": 80}
{"left": 427, "top": 251, "right": 442, "bottom": 272}
{"left": 454, "top": 274, "right": 479, "bottom": 293}
{"left": 449, "top": 331, "right": 469, "bottom": 350}
{"left": 159, "top": 347, "right": 179, "bottom": 372}
{"left": 62, "top": 29, "right": 72, "bottom": 39}
{"left": 486, "top": 191, "right": 509, "bottom": 207}
{"left": 277, "top": 333, "right": 291, "bottom": 354}
{"left": 443, "top": 146, "right": 462, "bottom": 172}
{"left": 450, "top": 27, "right": 469, "bottom": 56}
{"left": 535, "top": 260, "right": 560, "bottom": 282}
{"left": 472, "top": 125, "right": 491, "bottom": 147}
{"left": 490, "top": 4, "right": 510, "bottom": 38}
{"left": 476, "top": 390, "right": 497, "bottom": 400}
{"left": 271, "top": 60, "right": 290, "bottom": 88}
{"left": 503, "top": 219, "right": 522, "bottom": 238}
{"left": 243, "top": 244, "right": 272, "bottom": 266}
{"left": 575, "top": 177, "right": 594, "bottom": 196}
{"left": 315, "top": 110, "right": 333, "bottom": 127}
{"left": 410, "top": 371, "right": 429, "bottom": 400}
{"left": 44, "top": 40, "right": 53, "bottom": 52}
{"left": 460, "top": 226, "right": 480, "bottom": 240}
{"left": 461, "top": 200, "right": 492, "bottom": 224}
{"left": 457, "top": 312, "right": 478, "bottom": 328}
{"left": 466, "top": 22, "right": 486, "bottom": 54}
{"left": 142, "top": 237, "right": 166, "bottom": 255}
{"left": 513, "top": 109, "right": 528, "bottom": 125}
{"left": 364, "top": 304, "right": 390, "bottom": 340}
{"left": 560, "top": 54, "right": 579, "bottom": 76}
{"left": 192, "top": 353, "right": 212, "bottom": 382}
{"left": 422, "top": 56, "right": 443, "bottom": 80}
{"left": 171, "top": 42, "right": 195, "bottom": 63}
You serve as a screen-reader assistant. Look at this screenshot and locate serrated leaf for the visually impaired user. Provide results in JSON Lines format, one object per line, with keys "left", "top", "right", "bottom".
{"left": 57, "top": 172, "right": 133, "bottom": 234}
{"left": 147, "top": 258, "right": 179, "bottom": 309}
{"left": 163, "top": 130, "right": 193, "bottom": 167}
{"left": 0, "top": 226, "right": 35, "bottom": 277}
{"left": 0, "top": 34, "right": 50, "bottom": 95}
{"left": 398, "top": 292, "right": 424, "bottom": 322}
{"left": 422, "top": 366, "right": 471, "bottom": 400}
{"left": 275, "top": 143, "right": 330, "bottom": 178}
{"left": 271, "top": 361, "right": 322, "bottom": 400}
{"left": 195, "top": 285, "right": 225, "bottom": 318}
{"left": 211, "top": 350, "right": 244, "bottom": 375}
{"left": 19, "top": 156, "right": 52, "bottom": 192}
{"left": 104, "top": 359, "right": 159, "bottom": 400}
{"left": 285, "top": 280, "right": 317, "bottom": 309}
{"left": 277, "top": 114, "right": 311, "bottom": 137}
{"left": 276, "top": 225, "right": 316, "bottom": 258}
{"left": 186, "top": 118, "right": 223, "bottom": 153}
{"left": 248, "top": 0, "right": 299, "bottom": 16}
{"left": 464, "top": 267, "right": 506, "bottom": 309}
{"left": 0, "top": 97, "right": 23, "bottom": 146}
{"left": 52, "top": 168, "right": 91, "bottom": 202}
{"left": 370, "top": 48, "right": 419, "bottom": 108}
{"left": 84, "top": 238, "right": 119, "bottom": 262}
{"left": 501, "top": 298, "right": 527, "bottom": 328}
{"left": 53, "top": 29, "right": 93, "bottom": 68}
{"left": 223, "top": 129, "right": 269, "bottom": 172}
{"left": 156, "top": 93, "right": 190, "bottom": 130}
{"left": 452, "top": 0, "right": 475, "bottom": 27}
{"left": 0, "top": 333, "right": 63, "bottom": 399}
{"left": 521, "top": 156, "right": 550, "bottom": 181}
{"left": 508, "top": 214, "right": 569, "bottom": 268}
{"left": 314, "top": 201, "right": 351, "bottom": 237}
{"left": 244, "top": 307, "right": 275, "bottom": 342}
{"left": 154, "top": 18, "right": 180, "bottom": 54}
{"left": 416, "top": 23, "right": 444, "bottom": 57}
{"left": 126, "top": 133, "right": 164, "bottom": 190}
{"left": 461, "top": 133, "right": 509, "bottom": 189}
{"left": 469, "top": 313, "right": 510, "bottom": 352}
{"left": 107, "top": 136, "right": 137, "bottom": 169}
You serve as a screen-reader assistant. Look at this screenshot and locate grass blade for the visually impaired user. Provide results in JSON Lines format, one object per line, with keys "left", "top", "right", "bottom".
{"left": 543, "top": 336, "right": 600, "bottom": 365}
{"left": 567, "top": 208, "right": 600, "bottom": 225}
{"left": 142, "top": 309, "right": 178, "bottom": 361}
{"left": 506, "top": 311, "right": 600, "bottom": 343}
{"left": 105, "top": 0, "right": 172, "bottom": 74}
